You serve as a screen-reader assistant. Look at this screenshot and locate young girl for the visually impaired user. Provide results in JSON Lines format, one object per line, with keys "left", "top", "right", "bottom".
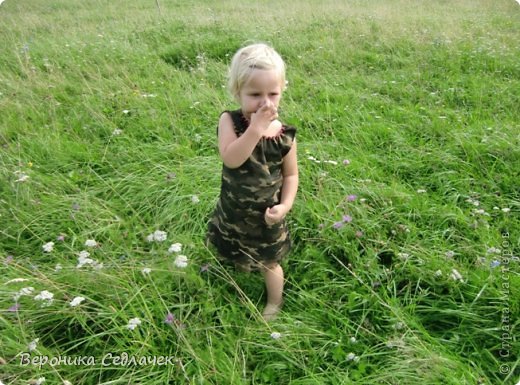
{"left": 206, "top": 43, "right": 298, "bottom": 321}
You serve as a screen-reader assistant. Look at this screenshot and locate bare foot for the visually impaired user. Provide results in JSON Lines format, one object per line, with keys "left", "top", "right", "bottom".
{"left": 262, "top": 302, "right": 282, "bottom": 321}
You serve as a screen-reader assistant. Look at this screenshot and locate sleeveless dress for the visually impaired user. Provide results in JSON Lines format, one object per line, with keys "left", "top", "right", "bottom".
{"left": 206, "top": 109, "right": 297, "bottom": 272}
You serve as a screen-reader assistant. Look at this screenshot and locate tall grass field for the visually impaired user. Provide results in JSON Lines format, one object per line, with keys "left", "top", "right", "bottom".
{"left": 1, "top": 0, "right": 519, "bottom": 384}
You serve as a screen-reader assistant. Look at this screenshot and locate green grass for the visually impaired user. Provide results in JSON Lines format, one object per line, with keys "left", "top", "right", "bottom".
{"left": 1, "top": 0, "right": 519, "bottom": 384}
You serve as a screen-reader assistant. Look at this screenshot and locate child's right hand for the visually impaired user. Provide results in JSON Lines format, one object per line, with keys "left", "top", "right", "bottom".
{"left": 264, "top": 204, "right": 288, "bottom": 226}
{"left": 250, "top": 101, "right": 278, "bottom": 134}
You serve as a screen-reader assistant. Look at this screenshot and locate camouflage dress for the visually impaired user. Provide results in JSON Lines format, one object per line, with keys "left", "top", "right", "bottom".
{"left": 206, "top": 109, "right": 297, "bottom": 272}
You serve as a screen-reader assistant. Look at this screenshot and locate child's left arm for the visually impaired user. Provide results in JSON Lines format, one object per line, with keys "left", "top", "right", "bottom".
{"left": 265, "top": 138, "right": 298, "bottom": 225}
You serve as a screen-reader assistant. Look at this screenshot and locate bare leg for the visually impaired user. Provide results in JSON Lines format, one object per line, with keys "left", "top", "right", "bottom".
{"left": 261, "top": 263, "right": 284, "bottom": 321}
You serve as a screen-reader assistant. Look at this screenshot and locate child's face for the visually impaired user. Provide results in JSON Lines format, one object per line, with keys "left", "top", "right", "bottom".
{"left": 238, "top": 69, "right": 282, "bottom": 119}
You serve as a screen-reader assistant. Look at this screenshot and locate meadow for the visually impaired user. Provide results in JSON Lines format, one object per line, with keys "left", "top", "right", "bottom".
{"left": 0, "top": 0, "right": 519, "bottom": 384}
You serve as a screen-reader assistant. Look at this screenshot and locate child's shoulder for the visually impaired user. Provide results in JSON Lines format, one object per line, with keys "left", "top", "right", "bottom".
{"left": 220, "top": 109, "right": 242, "bottom": 117}
{"left": 220, "top": 109, "right": 245, "bottom": 124}
{"left": 218, "top": 109, "right": 247, "bottom": 134}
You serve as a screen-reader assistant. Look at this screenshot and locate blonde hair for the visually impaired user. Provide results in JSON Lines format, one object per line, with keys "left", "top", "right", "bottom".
{"left": 227, "top": 43, "right": 286, "bottom": 101}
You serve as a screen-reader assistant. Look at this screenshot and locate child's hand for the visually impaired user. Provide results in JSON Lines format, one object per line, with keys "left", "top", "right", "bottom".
{"left": 250, "top": 100, "right": 278, "bottom": 133}
{"left": 265, "top": 204, "right": 288, "bottom": 226}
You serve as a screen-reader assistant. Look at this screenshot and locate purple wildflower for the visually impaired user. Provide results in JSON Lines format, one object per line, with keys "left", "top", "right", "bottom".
{"left": 355, "top": 231, "right": 364, "bottom": 238}
{"left": 490, "top": 260, "right": 501, "bottom": 268}
{"left": 333, "top": 221, "right": 344, "bottom": 229}
{"left": 342, "top": 215, "right": 353, "bottom": 223}
{"left": 347, "top": 195, "right": 357, "bottom": 202}
{"left": 165, "top": 312, "right": 175, "bottom": 325}
{"left": 8, "top": 303, "right": 20, "bottom": 312}
{"left": 343, "top": 159, "right": 351, "bottom": 165}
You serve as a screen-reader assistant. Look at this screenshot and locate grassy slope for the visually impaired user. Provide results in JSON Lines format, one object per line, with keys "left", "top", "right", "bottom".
{"left": 0, "top": 0, "right": 519, "bottom": 384}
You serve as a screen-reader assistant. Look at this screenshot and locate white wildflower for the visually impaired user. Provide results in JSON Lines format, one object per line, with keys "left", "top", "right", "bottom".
{"left": 416, "top": 189, "right": 427, "bottom": 194}
{"left": 346, "top": 352, "right": 357, "bottom": 361}
{"left": 92, "top": 261, "right": 104, "bottom": 270}
{"left": 270, "top": 332, "right": 282, "bottom": 339}
{"left": 487, "top": 247, "right": 501, "bottom": 254}
{"left": 174, "top": 255, "right": 188, "bottom": 268}
{"left": 450, "top": 269, "right": 464, "bottom": 282}
{"left": 76, "top": 258, "right": 93, "bottom": 268}
{"left": 501, "top": 207, "right": 510, "bottom": 213}
{"left": 434, "top": 270, "right": 443, "bottom": 277}
{"left": 69, "top": 296, "right": 85, "bottom": 307}
{"left": 79, "top": 250, "right": 90, "bottom": 259}
{"left": 13, "top": 286, "right": 34, "bottom": 301}
{"left": 445, "top": 250, "right": 455, "bottom": 259}
{"left": 35, "top": 377, "right": 46, "bottom": 385}
{"left": 142, "top": 267, "right": 152, "bottom": 274}
{"left": 466, "top": 198, "right": 480, "bottom": 206}
{"left": 168, "top": 243, "right": 182, "bottom": 253}
{"left": 84, "top": 239, "right": 97, "bottom": 247}
{"left": 55, "top": 263, "right": 62, "bottom": 272}
{"left": 15, "top": 174, "right": 30, "bottom": 182}
{"left": 147, "top": 230, "right": 167, "bottom": 242}
{"left": 112, "top": 128, "right": 123, "bottom": 136}
{"left": 191, "top": 195, "right": 200, "bottom": 204}
{"left": 393, "top": 322, "right": 405, "bottom": 330}
{"left": 122, "top": 109, "right": 130, "bottom": 114}
{"left": 77, "top": 251, "right": 94, "bottom": 268}
{"left": 127, "top": 317, "right": 141, "bottom": 330}
{"left": 349, "top": 336, "right": 357, "bottom": 344}
{"left": 28, "top": 338, "right": 39, "bottom": 352}
{"left": 42, "top": 242, "right": 55, "bottom": 253}
{"left": 63, "top": 381, "right": 72, "bottom": 385}
{"left": 154, "top": 230, "right": 167, "bottom": 242}
{"left": 34, "top": 290, "right": 54, "bottom": 305}
{"left": 397, "top": 253, "right": 410, "bottom": 260}
{"left": 14, "top": 171, "right": 29, "bottom": 183}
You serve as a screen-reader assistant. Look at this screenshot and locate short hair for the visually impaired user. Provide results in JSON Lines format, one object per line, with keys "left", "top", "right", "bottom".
{"left": 227, "top": 43, "right": 286, "bottom": 101}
